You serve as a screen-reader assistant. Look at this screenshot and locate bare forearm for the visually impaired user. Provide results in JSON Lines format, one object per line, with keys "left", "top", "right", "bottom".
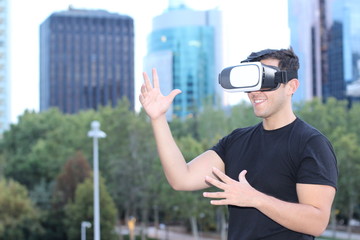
{"left": 204, "top": 166, "right": 335, "bottom": 237}
{"left": 255, "top": 193, "right": 329, "bottom": 236}
{"left": 151, "top": 115, "right": 190, "bottom": 190}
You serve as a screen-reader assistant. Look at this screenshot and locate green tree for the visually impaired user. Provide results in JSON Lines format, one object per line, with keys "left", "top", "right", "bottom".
{"left": 35, "top": 151, "right": 93, "bottom": 240}
{"left": 98, "top": 103, "right": 163, "bottom": 239}
{"left": 228, "top": 101, "right": 260, "bottom": 129}
{"left": 0, "top": 108, "right": 96, "bottom": 190}
{"left": 295, "top": 97, "right": 348, "bottom": 140}
{"left": 0, "top": 178, "right": 43, "bottom": 240}
{"left": 0, "top": 106, "right": 104, "bottom": 240}
{"left": 348, "top": 102, "right": 360, "bottom": 140}
{"left": 0, "top": 109, "right": 65, "bottom": 188}
{"left": 65, "top": 176, "right": 118, "bottom": 240}
{"left": 196, "top": 105, "right": 230, "bottom": 148}
{"left": 331, "top": 131, "right": 360, "bottom": 234}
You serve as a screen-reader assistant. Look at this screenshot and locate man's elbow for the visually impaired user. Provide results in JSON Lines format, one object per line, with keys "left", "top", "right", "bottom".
{"left": 168, "top": 180, "right": 201, "bottom": 191}
{"left": 171, "top": 182, "right": 186, "bottom": 191}
{"left": 309, "top": 219, "right": 329, "bottom": 237}
{"left": 167, "top": 179, "right": 187, "bottom": 191}
{"left": 311, "top": 226, "right": 327, "bottom": 237}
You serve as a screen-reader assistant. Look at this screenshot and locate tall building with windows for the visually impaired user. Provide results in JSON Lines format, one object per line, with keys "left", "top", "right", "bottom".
{"left": 40, "top": 8, "right": 134, "bottom": 114}
{"left": 144, "top": 1, "right": 222, "bottom": 119}
{"left": 325, "top": 0, "right": 360, "bottom": 102}
{"left": 288, "top": 0, "right": 323, "bottom": 103}
{"left": 288, "top": 0, "right": 360, "bottom": 102}
{"left": 0, "top": 0, "right": 9, "bottom": 135}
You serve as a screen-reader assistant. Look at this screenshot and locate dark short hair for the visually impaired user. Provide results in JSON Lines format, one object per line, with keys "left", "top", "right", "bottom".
{"left": 242, "top": 47, "right": 300, "bottom": 72}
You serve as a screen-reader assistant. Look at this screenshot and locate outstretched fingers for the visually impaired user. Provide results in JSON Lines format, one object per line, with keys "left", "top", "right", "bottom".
{"left": 142, "top": 71, "right": 153, "bottom": 92}
{"left": 203, "top": 168, "right": 246, "bottom": 206}
{"left": 204, "top": 167, "right": 234, "bottom": 191}
{"left": 142, "top": 68, "right": 161, "bottom": 92}
{"left": 205, "top": 175, "right": 227, "bottom": 190}
{"left": 203, "top": 172, "right": 228, "bottom": 204}
{"left": 212, "top": 167, "right": 234, "bottom": 184}
{"left": 139, "top": 84, "right": 147, "bottom": 104}
{"left": 152, "top": 68, "right": 160, "bottom": 89}
{"left": 140, "top": 83, "right": 147, "bottom": 94}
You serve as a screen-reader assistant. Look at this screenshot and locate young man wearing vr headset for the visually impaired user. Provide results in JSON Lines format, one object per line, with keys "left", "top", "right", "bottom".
{"left": 139, "top": 48, "right": 338, "bottom": 240}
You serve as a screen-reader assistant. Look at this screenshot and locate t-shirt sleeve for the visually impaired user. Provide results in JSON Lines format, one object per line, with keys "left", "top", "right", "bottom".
{"left": 297, "top": 135, "right": 338, "bottom": 189}
{"left": 210, "top": 135, "right": 227, "bottom": 161}
{"left": 210, "top": 128, "right": 241, "bottom": 162}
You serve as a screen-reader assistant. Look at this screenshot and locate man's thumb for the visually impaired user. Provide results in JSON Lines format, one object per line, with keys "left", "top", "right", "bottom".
{"left": 238, "top": 170, "right": 248, "bottom": 182}
{"left": 168, "top": 89, "right": 182, "bottom": 101}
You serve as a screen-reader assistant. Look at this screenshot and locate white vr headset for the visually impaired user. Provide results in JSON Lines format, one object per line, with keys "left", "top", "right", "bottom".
{"left": 218, "top": 62, "right": 298, "bottom": 92}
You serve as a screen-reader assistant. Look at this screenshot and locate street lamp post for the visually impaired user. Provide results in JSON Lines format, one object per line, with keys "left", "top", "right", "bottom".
{"left": 88, "top": 121, "right": 106, "bottom": 240}
{"left": 81, "top": 221, "right": 92, "bottom": 240}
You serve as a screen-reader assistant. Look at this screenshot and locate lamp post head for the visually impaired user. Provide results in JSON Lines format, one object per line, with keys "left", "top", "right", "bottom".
{"left": 88, "top": 121, "right": 107, "bottom": 138}
{"left": 82, "top": 221, "right": 92, "bottom": 228}
{"left": 91, "top": 121, "right": 101, "bottom": 130}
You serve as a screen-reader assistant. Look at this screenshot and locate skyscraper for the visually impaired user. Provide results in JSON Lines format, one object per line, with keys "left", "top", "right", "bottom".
{"left": 288, "top": 0, "right": 360, "bottom": 102}
{"left": 40, "top": 8, "right": 134, "bottom": 114}
{"left": 288, "top": 0, "right": 323, "bottom": 103}
{"left": 144, "top": 1, "right": 222, "bottom": 119}
{"left": 325, "top": 0, "right": 360, "bottom": 101}
{"left": 0, "top": 0, "right": 10, "bottom": 135}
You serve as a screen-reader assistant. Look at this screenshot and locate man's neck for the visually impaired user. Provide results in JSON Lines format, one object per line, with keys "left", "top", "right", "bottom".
{"left": 262, "top": 112, "right": 297, "bottom": 130}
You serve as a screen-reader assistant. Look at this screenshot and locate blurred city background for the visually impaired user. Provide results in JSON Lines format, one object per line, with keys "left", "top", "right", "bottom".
{"left": 0, "top": 0, "right": 360, "bottom": 239}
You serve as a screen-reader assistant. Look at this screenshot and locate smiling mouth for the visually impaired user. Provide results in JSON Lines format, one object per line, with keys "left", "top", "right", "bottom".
{"left": 254, "top": 99, "right": 266, "bottom": 104}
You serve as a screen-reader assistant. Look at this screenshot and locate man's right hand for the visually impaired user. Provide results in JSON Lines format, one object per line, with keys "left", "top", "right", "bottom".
{"left": 139, "top": 68, "right": 182, "bottom": 120}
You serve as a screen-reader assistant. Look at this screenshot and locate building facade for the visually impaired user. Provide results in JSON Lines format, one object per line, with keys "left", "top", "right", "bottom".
{"left": 288, "top": 0, "right": 360, "bottom": 102}
{"left": 144, "top": 2, "right": 222, "bottom": 119}
{"left": 40, "top": 8, "right": 134, "bottom": 114}
{"left": 325, "top": 0, "right": 360, "bottom": 101}
{"left": 288, "top": 0, "right": 323, "bottom": 103}
{"left": 0, "top": 0, "right": 9, "bottom": 135}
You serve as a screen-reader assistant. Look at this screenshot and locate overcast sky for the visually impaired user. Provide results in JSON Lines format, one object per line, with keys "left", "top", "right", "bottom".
{"left": 8, "top": 0, "right": 289, "bottom": 123}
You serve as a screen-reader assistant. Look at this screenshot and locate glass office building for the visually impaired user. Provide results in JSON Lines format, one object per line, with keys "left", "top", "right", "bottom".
{"left": 325, "top": 0, "right": 360, "bottom": 100}
{"left": 0, "top": 0, "right": 9, "bottom": 135}
{"left": 288, "top": 0, "right": 360, "bottom": 102}
{"left": 145, "top": 3, "right": 222, "bottom": 119}
{"left": 288, "top": 0, "right": 323, "bottom": 103}
{"left": 40, "top": 8, "right": 134, "bottom": 114}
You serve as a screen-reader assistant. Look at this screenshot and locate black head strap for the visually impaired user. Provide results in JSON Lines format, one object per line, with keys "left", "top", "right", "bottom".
{"left": 275, "top": 70, "right": 298, "bottom": 84}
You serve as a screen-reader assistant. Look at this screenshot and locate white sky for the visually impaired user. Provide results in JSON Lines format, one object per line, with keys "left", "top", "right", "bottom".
{"left": 8, "top": 0, "right": 289, "bottom": 123}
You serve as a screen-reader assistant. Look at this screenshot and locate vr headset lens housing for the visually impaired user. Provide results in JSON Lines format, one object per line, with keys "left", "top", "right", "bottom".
{"left": 218, "top": 62, "right": 296, "bottom": 92}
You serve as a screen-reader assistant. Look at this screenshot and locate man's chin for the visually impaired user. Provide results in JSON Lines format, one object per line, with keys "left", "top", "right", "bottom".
{"left": 253, "top": 110, "right": 268, "bottom": 119}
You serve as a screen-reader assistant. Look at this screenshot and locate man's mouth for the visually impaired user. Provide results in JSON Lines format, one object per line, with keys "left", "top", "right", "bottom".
{"left": 254, "top": 99, "right": 266, "bottom": 104}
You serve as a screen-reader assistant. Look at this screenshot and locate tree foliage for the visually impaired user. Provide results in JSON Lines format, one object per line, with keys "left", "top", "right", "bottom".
{"left": 0, "top": 97, "right": 359, "bottom": 239}
{"left": 65, "top": 176, "right": 118, "bottom": 240}
{"left": 0, "top": 179, "right": 43, "bottom": 240}
{"left": 0, "top": 108, "right": 95, "bottom": 190}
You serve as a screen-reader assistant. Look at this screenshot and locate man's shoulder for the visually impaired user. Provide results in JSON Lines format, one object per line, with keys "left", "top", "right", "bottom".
{"left": 293, "top": 118, "right": 323, "bottom": 136}
{"left": 292, "top": 118, "right": 332, "bottom": 147}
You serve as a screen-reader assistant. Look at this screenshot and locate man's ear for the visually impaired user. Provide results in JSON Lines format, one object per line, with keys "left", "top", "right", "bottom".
{"left": 287, "top": 78, "right": 300, "bottom": 95}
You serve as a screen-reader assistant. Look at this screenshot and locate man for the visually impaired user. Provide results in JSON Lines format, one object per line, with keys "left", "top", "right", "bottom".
{"left": 139, "top": 48, "right": 338, "bottom": 239}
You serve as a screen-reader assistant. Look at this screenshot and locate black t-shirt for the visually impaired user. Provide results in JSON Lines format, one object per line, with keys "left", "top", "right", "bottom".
{"left": 211, "top": 118, "right": 338, "bottom": 240}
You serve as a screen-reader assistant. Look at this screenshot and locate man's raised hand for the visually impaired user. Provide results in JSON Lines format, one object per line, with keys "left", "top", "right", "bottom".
{"left": 139, "top": 68, "right": 181, "bottom": 120}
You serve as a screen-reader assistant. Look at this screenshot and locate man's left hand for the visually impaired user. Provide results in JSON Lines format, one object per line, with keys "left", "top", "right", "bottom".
{"left": 203, "top": 167, "right": 262, "bottom": 207}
